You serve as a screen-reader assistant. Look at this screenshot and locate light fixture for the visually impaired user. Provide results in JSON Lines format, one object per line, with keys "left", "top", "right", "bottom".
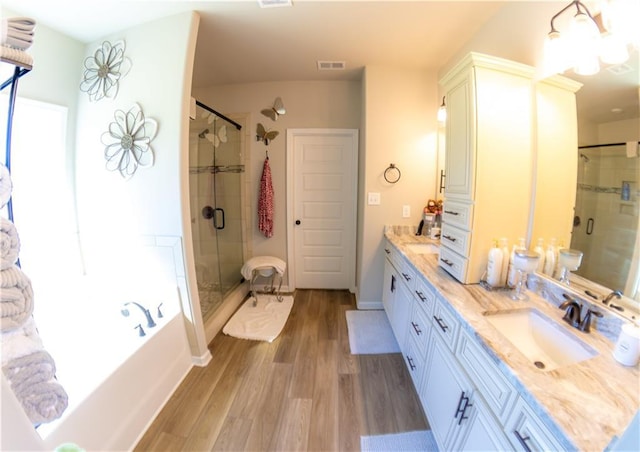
{"left": 543, "top": 0, "right": 636, "bottom": 76}
{"left": 437, "top": 96, "right": 447, "bottom": 123}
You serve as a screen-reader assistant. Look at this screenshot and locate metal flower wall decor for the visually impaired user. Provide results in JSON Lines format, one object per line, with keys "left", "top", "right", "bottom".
{"left": 80, "top": 40, "right": 131, "bottom": 102}
{"left": 101, "top": 103, "right": 158, "bottom": 180}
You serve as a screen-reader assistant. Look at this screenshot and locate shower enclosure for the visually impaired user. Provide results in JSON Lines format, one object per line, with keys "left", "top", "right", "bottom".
{"left": 571, "top": 142, "right": 640, "bottom": 297}
{"left": 189, "top": 101, "right": 245, "bottom": 322}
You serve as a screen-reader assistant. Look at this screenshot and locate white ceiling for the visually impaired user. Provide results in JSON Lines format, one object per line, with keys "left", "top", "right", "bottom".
{"left": 2, "top": 0, "right": 638, "bottom": 125}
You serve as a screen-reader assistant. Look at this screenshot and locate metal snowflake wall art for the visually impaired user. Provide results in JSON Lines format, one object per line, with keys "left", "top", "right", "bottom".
{"left": 101, "top": 103, "right": 158, "bottom": 180}
{"left": 80, "top": 40, "right": 131, "bottom": 102}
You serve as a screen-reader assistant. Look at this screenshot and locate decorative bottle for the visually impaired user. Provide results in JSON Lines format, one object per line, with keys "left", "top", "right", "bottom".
{"left": 499, "top": 237, "right": 509, "bottom": 287}
{"left": 533, "top": 238, "right": 545, "bottom": 273}
{"left": 543, "top": 238, "right": 557, "bottom": 276}
{"left": 486, "top": 240, "right": 503, "bottom": 288}
{"left": 507, "top": 238, "right": 526, "bottom": 287}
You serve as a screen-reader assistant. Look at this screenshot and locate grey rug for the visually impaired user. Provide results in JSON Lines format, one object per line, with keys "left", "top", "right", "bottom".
{"left": 346, "top": 310, "right": 400, "bottom": 354}
{"left": 361, "top": 430, "right": 439, "bottom": 451}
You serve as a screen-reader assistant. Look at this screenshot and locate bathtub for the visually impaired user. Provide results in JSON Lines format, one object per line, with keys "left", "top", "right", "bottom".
{"left": 4, "top": 276, "right": 193, "bottom": 451}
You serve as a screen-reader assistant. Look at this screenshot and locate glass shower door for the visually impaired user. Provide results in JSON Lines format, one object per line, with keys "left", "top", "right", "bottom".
{"left": 189, "top": 103, "right": 244, "bottom": 321}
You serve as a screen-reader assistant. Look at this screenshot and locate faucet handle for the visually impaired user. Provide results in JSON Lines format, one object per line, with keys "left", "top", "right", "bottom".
{"left": 134, "top": 324, "right": 146, "bottom": 337}
{"left": 157, "top": 302, "right": 164, "bottom": 318}
{"left": 579, "top": 308, "right": 603, "bottom": 333}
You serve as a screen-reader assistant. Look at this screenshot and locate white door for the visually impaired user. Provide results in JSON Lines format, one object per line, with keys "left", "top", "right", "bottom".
{"left": 286, "top": 129, "right": 358, "bottom": 290}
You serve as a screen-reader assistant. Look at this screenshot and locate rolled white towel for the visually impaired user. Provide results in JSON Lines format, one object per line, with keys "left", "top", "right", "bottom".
{"left": 0, "top": 19, "right": 34, "bottom": 50}
{"left": 1, "top": 265, "right": 34, "bottom": 332}
{"left": 1, "top": 317, "right": 44, "bottom": 366}
{"left": 3, "top": 17, "right": 36, "bottom": 33}
{"left": 1, "top": 34, "right": 32, "bottom": 51}
{"left": 0, "top": 163, "right": 12, "bottom": 208}
{"left": 0, "top": 217, "right": 20, "bottom": 270}
{"left": 14, "top": 380, "right": 68, "bottom": 425}
{"left": 241, "top": 256, "right": 287, "bottom": 280}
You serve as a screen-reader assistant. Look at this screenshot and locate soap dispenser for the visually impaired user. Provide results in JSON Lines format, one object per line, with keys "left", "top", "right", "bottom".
{"left": 543, "top": 238, "right": 557, "bottom": 277}
{"left": 533, "top": 238, "right": 545, "bottom": 273}
{"left": 486, "top": 240, "right": 504, "bottom": 288}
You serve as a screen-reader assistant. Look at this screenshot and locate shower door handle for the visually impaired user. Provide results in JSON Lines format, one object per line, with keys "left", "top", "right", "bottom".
{"left": 213, "top": 207, "right": 225, "bottom": 230}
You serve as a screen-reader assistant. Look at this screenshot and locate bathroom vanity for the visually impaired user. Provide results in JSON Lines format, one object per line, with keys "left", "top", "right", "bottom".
{"left": 382, "top": 230, "right": 639, "bottom": 451}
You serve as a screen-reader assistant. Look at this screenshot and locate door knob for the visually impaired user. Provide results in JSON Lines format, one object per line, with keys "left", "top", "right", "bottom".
{"left": 295, "top": 220, "right": 301, "bottom": 225}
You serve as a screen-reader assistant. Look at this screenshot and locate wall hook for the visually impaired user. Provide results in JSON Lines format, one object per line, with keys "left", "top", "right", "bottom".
{"left": 384, "top": 163, "right": 401, "bottom": 184}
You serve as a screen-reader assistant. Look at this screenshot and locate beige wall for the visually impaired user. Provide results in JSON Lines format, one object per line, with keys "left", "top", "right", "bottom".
{"left": 357, "top": 66, "right": 439, "bottom": 306}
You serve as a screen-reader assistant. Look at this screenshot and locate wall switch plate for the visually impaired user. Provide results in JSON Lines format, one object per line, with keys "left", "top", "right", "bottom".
{"left": 368, "top": 192, "right": 381, "bottom": 205}
{"left": 403, "top": 205, "right": 410, "bottom": 218}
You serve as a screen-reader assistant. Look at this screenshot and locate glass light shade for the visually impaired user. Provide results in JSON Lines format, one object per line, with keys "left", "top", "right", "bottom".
{"left": 544, "top": 31, "right": 572, "bottom": 75}
{"left": 569, "top": 12, "right": 601, "bottom": 75}
{"left": 513, "top": 251, "right": 540, "bottom": 273}
{"left": 558, "top": 249, "right": 583, "bottom": 271}
{"left": 600, "top": 32, "right": 630, "bottom": 65}
{"left": 601, "top": 0, "right": 640, "bottom": 47}
{"left": 437, "top": 105, "right": 447, "bottom": 123}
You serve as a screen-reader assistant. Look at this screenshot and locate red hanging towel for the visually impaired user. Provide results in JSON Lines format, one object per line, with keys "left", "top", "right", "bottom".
{"left": 258, "top": 156, "right": 274, "bottom": 238}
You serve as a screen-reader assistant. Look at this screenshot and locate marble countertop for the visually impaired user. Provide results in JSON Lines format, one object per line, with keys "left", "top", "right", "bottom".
{"left": 385, "top": 231, "right": 639, "bottom": 452}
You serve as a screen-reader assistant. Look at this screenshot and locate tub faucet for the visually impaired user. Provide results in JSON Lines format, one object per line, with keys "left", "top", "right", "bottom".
{"left": 121, "top": 302, "right": 156, "bottom": 328}
{"left": 603, "top": 290, "right": 622, "bottom": 305}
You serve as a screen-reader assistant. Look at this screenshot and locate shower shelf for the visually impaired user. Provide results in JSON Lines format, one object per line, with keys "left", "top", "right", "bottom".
{"left": 189, "top": 164, "right": 245, "bottom": 174}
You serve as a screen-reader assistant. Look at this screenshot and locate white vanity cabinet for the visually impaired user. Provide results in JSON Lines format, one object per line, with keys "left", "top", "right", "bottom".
{"left": 421, "top": 325, "right": 511, "bottom": 451}
{"left": 382, "top": 240, "right": 416, "bottom": 351}
{"left": 439, "top": 52, "right": 535, "bottom": 283}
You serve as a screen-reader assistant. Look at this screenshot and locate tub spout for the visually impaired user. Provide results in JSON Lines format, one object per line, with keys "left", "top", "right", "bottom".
{"left": 121, "top": 302, "right": 156, "bottom": 328}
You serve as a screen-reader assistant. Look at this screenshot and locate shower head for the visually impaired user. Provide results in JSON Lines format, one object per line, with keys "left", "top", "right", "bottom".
{"left": 579, "top": 153, "right": 590, "bottom": 163}
{"left": 198, "top": 129, "right": 209, "bottom": 139}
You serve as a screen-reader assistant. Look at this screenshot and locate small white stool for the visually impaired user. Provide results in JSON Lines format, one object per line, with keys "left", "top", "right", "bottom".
{"left": 241, "top": 257, "right": 286, "bottom": 306}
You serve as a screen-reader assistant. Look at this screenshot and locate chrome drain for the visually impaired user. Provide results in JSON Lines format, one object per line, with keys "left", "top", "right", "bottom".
{"left": 534, "top": 361, "right": 545, "bottom": 369}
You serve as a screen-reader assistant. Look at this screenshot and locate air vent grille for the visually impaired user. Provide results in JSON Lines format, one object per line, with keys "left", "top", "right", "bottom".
{"left": 606, "top": 63, "right": 633, "bottom": 75}
{"left": 317, "top": 61, "right": 346, "bottom": 71}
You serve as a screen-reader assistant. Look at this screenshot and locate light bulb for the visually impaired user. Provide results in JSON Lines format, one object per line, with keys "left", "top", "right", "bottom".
{"left": 600, "top": 32, "right": 630, "bottom": 65}
{"left": 544, "top": 30, "right": 570, "bottom": 75}
{"left": 437, "top": 97, "right": 446, "bottom": 123}
{"left": 569, "top": 11, "right": 601, "bottom": 75}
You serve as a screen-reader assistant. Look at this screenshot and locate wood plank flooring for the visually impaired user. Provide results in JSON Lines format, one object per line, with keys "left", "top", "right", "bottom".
{"left": 134, "top": 289, "right": 428, "bottom": 451}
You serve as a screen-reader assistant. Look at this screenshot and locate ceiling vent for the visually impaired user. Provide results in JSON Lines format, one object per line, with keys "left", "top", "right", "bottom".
{"left": 258, "top": 0, "right": 292, "bottom": 8}
{"left": 317, "top": 61, "right": 346, "bottom": 71}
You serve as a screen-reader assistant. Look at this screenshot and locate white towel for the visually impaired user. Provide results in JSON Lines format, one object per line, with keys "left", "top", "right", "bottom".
{"left": 1, "top": 265, "right": 34, "bottom": 332}
{"left": 241, "top": 256, "right": 286, "bottom": 280}
{"left": 13, "top": 380, "right": 68, "bottom": 425}
{"left": 2, "top": 350, "right": 56, "bottom": 393}
{"left": 1, "top": 317, "right": 44, "bottom": 366}
{"left": 0, "top": 18, "right": 35, "bottom": 50}
{"left": 0, "top": 217, "right": 20, "bottom": 270}
{"left": 0, "top": 163, "right": 12, "bottom": 208}
{"left": 626, "top": 141, "right": 639, "bottom": 158}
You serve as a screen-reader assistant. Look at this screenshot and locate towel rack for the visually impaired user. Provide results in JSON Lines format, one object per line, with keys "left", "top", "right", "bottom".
{"left": 384, "top": 163, "right": 401, "bottom": 184}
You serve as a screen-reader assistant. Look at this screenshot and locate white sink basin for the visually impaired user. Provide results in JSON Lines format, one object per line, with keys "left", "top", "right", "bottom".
{"left": 484, "top": 308, "right": 598, "bottom": 371}
{"left": 405, "top": 243, "right": 439, "bottom": 254}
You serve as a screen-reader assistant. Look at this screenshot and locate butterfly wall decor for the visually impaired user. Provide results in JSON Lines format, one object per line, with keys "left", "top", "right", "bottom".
{"left": 261, "top": 97, "right": 286, "bottom": 121}
{"left": 256, "top": 123, "right": 279, "bottom": 145}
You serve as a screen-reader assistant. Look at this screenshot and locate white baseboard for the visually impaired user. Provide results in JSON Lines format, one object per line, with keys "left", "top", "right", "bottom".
{"left": 356, "top": 299, "right": 384, "bottom": 310}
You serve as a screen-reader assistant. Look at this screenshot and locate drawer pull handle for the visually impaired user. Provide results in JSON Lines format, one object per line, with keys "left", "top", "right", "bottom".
{"left": 402, "top": 272, "right": 411, "bottom": 282}
{"left": 415, "top": 290, "right": 427, "bottom": 302}
{"left": 444, "top": 210, "right": 459, "bottom": 216}
{"left": 411, "top": 321, "right": 422, "bottom": 336}
{"left": 441, "top": 258, "right": 454, "bottom": 267}
{"left": 406, "top": 355, "right": 416, "bottom": 371}
{"left": 514, "top": 430, "right": 532, "bottom": 452}
{"left": 443, "top": 234, "right": 456, "bottom": 242}
{"left": 390, "top": 275, "right": 396, "bottom": 293}
{"left": 454, "top": 391, "right": 473, "bottom": 425}
{"left": 384, "top": 248, "right": 391, "bottom": 254}
{"left": 433, "top": 315, "right": 449, "bottom": 332}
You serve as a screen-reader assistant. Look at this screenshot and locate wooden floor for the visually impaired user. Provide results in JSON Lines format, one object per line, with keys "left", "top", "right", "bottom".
{"left": 134, "top": 289, "right": 428, "bottom": 451}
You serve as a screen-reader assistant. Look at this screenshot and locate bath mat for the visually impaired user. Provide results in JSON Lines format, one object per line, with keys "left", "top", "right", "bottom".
{"left": 222, "top": 294, "right": 294, "bottom": 342}
{"left": 361, "top": 430, "right": 439, "bottom": 451}
{"left": 346, "top": 310, "right": 400, "bottom": 354}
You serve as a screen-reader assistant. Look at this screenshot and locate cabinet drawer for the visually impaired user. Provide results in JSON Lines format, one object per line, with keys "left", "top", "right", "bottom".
{"left": 383, "top": 239, "right": 400, "bottom": 269}
{"left": 505, "top": 397, "right": 569, "bottom": 451}
{"left": 408, "top": 300, "right": 431, "bottom": 358}
{"left": 442, "top": 200, "right": 473, "bottom": 230}
{"left": 403, "top": 334, "right": 426, "bottom": 390}
{"left": 440, "top": 223, "right": 471, "bottom": 256}
{"left": 439, "top": 246, "right": 469, "bottom": 283}
{"left": 413, "top": 277, "right": 435, "bottom": 317}
{"left": 431, "top": 295, "right": 460, "bottom": 352}
{"left": 456, "top": 329, "right": 517, "bottom": 424}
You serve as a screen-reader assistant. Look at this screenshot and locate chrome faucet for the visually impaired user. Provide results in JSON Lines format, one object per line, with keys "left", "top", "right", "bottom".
{"left": 603, "top": 290, "right": 622, "bottom": 305}
{"left": 121, "top": 301, "right": 156, "bottom": 328}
